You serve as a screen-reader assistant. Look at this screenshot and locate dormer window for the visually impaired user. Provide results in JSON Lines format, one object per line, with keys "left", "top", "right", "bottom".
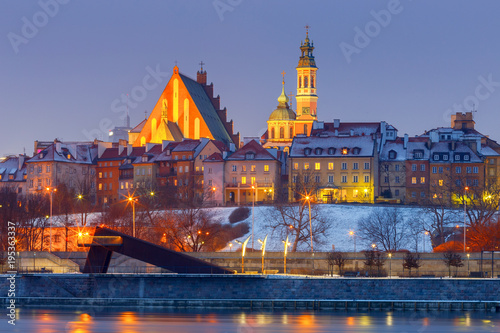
{"left": 245, "top": 152, "right": 255, "bottom": 160}
{"left": 341, "top": 148, "right": 349, "bottom": 155}
{"left": 352, "top": 147, "right": 361, "bottom": 155}
{"left": 314, "top": 148, "right": 323, "bottom": 155}
{"left": 142, "top": 156, "right": 148, "bottom": 162}
{"left": 414, "top": 150, "right": 423, "bottom": 159}
{"left": 455, "top": 154, "right": 461, "bottom": 161}
{"left": 388, "top": 150, "right": 397, "bottom": 159}
{"left": 304, "top": 148, "right": 312, "bottom": 156}
{"left": 464, "top": 154, "right": 470, "bottom": 161}
{"left": 67, "top": 154, "right": 71, "bottom": 160}
{"left": 39, "top": 153, "right": 43, "bottom": 159}
{"left": 443, "top": 154, "right": 449, "bottom": 161}
{"left": 433, "top": 154, "right": 439, "bottom": 161}
{"left": 328, "top": 147, "right": 336, "bottom": 155}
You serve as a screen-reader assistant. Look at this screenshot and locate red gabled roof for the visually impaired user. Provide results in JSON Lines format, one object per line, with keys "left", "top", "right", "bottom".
{"left": 204, "top": 152, "right": 224, "bottom": 162}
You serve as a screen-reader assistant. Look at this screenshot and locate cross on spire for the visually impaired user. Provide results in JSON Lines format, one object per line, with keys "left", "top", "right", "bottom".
{"left": 174, "top": 60, "right": 178, "bottom": 66}
{"left": 281, "top": 70, "right": 286, "bottom": 84}
{"left": 144, "top": 110, "right": 148, "bottom": 119}
{"left": 305, "top": 24, "right": 310, "bottom": 36}
{"left": 199, "top": 61, "right": 205, "bottom": 71}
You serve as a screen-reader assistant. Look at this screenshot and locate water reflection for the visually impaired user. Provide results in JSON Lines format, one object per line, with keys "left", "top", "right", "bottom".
{"left": 3, "top": 308, "right": 500, "bottom": 333}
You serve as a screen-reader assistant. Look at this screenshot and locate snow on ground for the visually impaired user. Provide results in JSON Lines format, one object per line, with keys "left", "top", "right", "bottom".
{"left": 49, "top": 204, "right": 441, "bottom": 252}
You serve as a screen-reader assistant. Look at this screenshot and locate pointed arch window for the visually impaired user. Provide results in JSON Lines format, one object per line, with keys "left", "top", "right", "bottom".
{"left": 304, "top": 76, "right": 308, "bottom": 88}
{"left": 311, "top": 75, "right": 315, "bottom": 88}
{"left": 280, "top": 127, "right": 285, "bottom": 139}
{"left": 298, "top": 76, "right": 302, "bottom": 88}
{"left": 270, "top": 127, "right": 275, "bottom": 139}
{"left": 289, "top": 126, "right": 293, "bottom": 138}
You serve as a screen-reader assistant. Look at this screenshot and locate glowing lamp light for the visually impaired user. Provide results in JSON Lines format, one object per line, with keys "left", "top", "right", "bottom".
{"left": 109, "top": 131, "right": 114, "bottom": 136}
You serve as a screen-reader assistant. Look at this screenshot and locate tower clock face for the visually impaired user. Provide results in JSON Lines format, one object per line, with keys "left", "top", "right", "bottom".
{"left": 302, "top": 107, "right": 310, "bottom": 114}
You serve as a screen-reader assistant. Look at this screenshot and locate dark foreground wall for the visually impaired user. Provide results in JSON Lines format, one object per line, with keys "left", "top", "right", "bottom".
{"left": 2, "top": 274, "right": 500, "bottom": 306}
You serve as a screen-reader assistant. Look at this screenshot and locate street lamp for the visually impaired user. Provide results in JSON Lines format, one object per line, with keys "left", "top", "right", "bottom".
{"left": 228, "top": 242, "right": 233, "bottom": 252}
{"left": 235, "top": 236, "right": 250, "bottom": 273}
{"left": 45, "top": 187, "right": 57, "bottom": 252}
{"left": 304, "top": 195, "right": 313, "bottom": 252}
{"left": 282, "top": 235, "right": 290, "bottom": 274}
{"left": 388, "top": 253, "right": 392, "bottom": 278}
{"left": 251, "top": 184, "right": 256, "bottom": 252}
{"left": 371, "top": 243, "right": 377, "bottom": 250}
{"left": 423, "top": 231, "right": 429, "bottom": 253}
{"left": 258, "top": 235, "right": 268, "bottom": 274}
{"left": 349, "top": 230, "right": 356, "bottom": 252}
{"left": 211, "top": 186, "right": 216, "bottom": 206}
{"left": 467, "top": 253, "right": 470, "bottom": 277}
{"left": 464, "top": 186, "right": 469, "bottom": 253}
{"left": 127, "top": 195, "right": 137, "bottom": 238}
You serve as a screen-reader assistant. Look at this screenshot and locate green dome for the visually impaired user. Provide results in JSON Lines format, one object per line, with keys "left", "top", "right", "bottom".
{"left": 269, "top": 107, "right": 296, "bottom": 121}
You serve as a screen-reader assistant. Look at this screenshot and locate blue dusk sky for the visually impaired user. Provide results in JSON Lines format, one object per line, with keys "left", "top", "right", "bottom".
{"left": 1, "top": 0, "right": 500, "bottom": 156}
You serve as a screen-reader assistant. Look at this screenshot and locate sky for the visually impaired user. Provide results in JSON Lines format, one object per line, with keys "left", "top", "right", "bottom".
{"left": 1, "top": 0, "right": 500, "bottom": 156}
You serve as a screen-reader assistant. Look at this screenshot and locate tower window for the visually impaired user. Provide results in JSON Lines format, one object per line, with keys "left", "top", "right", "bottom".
{"left": 270, "top": 128, "right": 275, "bottom": 139}
{"left": 304, "top": 76, "right": 308, "bottom": 88}
{"left": 280, "top": 127, "right": 284, "bottom": 139}
{"left": 303, "top": 124, "right": 308, "bottom": 135}
{"left": 298, "top": 76, "right": 302, "bottom": 88}
{"left": 311, "top": 75, "right": 315, "bottom": 88}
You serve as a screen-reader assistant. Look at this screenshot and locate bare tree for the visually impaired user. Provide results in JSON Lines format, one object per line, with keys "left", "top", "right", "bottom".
{"left": 358, "top": 208, "right": 409, "bottom": 251}
{"left": 402, "top": 252, "right": 421, "bottom": 277}
{"left": 443, "top": 251, "right": 464, "bottom": 277}
{"left": 266, "top": 201, "right": 332, "bottom": 252}
{"left": 327, "top": 251, "right": 349, "bottom": 276}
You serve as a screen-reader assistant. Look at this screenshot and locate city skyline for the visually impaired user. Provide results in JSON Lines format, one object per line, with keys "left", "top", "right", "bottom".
{"left": 2, "top": 1, "right": 500, "bottom": 156}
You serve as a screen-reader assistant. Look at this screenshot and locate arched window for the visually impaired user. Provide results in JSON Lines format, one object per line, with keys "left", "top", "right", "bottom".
{"left": 270, "top": 127, "right": 275, "bottom": 139}
{"left": 140, "top": 137, "right": 146, "bottom": 146}
{"left": 194, "top": 118, "right": 200, "bottom": 139}
{"left": 303, "top": 124, "right": 308, "bottom": 135}
{"left": 298, "top": 76, "right": 302, "bottom": 88}
{"left": 311, "top": 75, "right": 315, "bottom": 88}
{"left": 289, "top": 126, "right": 293, "bottom": 138}
{"left": 304, "top": 76, "right": 308, "bottom": 88}
{"left": 280, "top": 127, "right": 285, "bottom": 139}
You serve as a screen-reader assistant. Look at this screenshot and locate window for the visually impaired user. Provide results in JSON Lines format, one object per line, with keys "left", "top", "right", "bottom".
{"left": 433, "top": 154, "right": 439, "bottom": 161}
{"left": 315, "top": 163, "right": 320, "bottom": 170}
{"left": 304, "top": 175, "right": 309, "bottom": 183}
{"left": 411, "top": 177, "right": 417, "bottom": 184}
{"left": 232, "top": 165, "right": 237, "bottom": 172}
{"left": 251, "top": 165, "right": 256, "bottom": 172}
{"left": 328, "top": 175, "right": 334, "bottom": 183}
{"left": 473, "top": 179, "right": 479, "bottom": 186}
{"left": 304, "top": 76, "right": 308, "bottom": 88}
{"left": 328, "top": 148, "right": 335, "bottom": 155}
{"left": 304, "top": 163, "right": 309, "bottom": 170}
{"left": 411, "top": 191, "right": 416, "bottom": 198}
{"left": 443, "top": 155, "right": 449, "bottom": 161}
{"left": 293, "top": 163, "right": 298, "bottom": 170}
{"left": 395, "top": 189, "right": 400, "bottom": 196}
{"left": 232, "top": 177, "right": 237, "bottom": 184}
{"left": 353, "top": 175, "right": 358, "bottom": 183}
{"left": 104, "top": 172, "right": 107, "bottom": 178}
{"left": 341, "top": 162, "right": 347, "bottom": 170}
{"left": 364, "top": 175, "right": 370, "bottom": 183}
{"left": 98, "top": 183, "right": 102, "bottom": 191}
{"left": 148, "top": 168, "right": 151, "bottom": 175}
{"left": 420, "top": 192, "right": 425, "bottom": 198}
{"left": 328, "top": 163, "right": 334, "bottom": 170}
{"left": 464, "top": 155, "right": 470, "bottom": 161}
{"left": 438, "top": 167, "right": 443, "bottom": 174}
{"left": 439, "top": 179, "right": 443, "bottom": 186}
{"left": 473, "top": 166, "right": 478, "bottom": 174}
{"left": 99, "top": 172, "right": 102, "bottom": 179}
{"left": 455, "top": 155, "right": 461, "bottom": 161}
{"left": 341, "top": 175, "right": 347, "bottom": 183}
{"left": 292, "top": 175, "right": 298, "bottom": 183}
{"left": 242, "top": 165, "right": 247, "bottom": 172}
{"left": 389, "top": 150, "right": 397, "bottom": 159}
{"left": 456, "top": 179, "right": 461, "bottom": 186}
{"left": 353, "top": 189, "right": 358, "bottom": 198}
{"left": 109, "top": 183, "right": 112, "bottom": 190}
{"left": 264, "top": 165, "right": 269, "bottom": 172}
{"left": 384, "top": 176, "right": 389, "bottom": 183}
{"left": 411, "top": 164, "right": 417, "bottom": 171}
{"left": 384, "top": 165, "right": 389, "bottom": 171}
{"left": 304, "top": 148, "right": 312, "bottom": 156}
{"left": 353, "top": 162, "right": 359, "bottom": 170}
{"left": 241, "top": 177, "right": 246, "bottom": 185}
{"left": 196, "top": 166, "right": 200, "bottom": 172}
{"left": 136, "top": 169, "right": 140, "bottom": 176}
{"left": 364, "top": 162, "right": 370, "bottom": 170}
{"left": 179, "top": 166, "right": 183, "bottom": 173}
{"left": 466, "top": 167, "right": 472, "bottom": 174}
{"left": 121, "top": 182, "right": 124, "bottom": 190}
{"left": 109, "top": 171, "right": 112, "bottom": 178}
{"left": 456, "top": 166, "right": 462, "bottom": 174}
{"left": 208, "top": 179, "right": 212, "bottom": 186}
{"left": 395, "top": 176, "right": 400, "bottom": 183}
{"left": 432, "top": 167, "right": 437, "bottom": 174}
{"left": 251, "top": 177, "right": 256, "bottom": 184}
{"left": 315, "top": 148, "right": 322, "bottom": 155}
{"left": 420, "top": 164, "right": 425, "bottom": 171}
{"left": 315, "top": 175, "right": 320, "bottom": 183}
{"left": 420, "top": 177, "right": 426, "bottom": 184}
{"left": 395, "top": 165, "right": 400, "bottom": 171}
{"left": 185, "top": 165, "right": 189, "bottom": 173}
{"left": 46, "top": 165, "right": 50, "bottom": 173}
{"left": 208, "top": 168, "right": 212, "bottom": 174}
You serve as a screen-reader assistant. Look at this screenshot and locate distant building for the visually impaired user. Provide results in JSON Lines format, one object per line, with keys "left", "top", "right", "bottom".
{"left": 0, "top": 155, "right": 28, "bottom": 196}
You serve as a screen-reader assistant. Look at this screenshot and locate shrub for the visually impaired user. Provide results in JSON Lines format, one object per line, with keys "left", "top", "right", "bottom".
{"left": 228, "top": 207, "right": 250, "bottom": 224}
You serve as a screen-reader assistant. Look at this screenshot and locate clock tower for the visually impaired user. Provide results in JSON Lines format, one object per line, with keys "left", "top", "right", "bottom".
{"left": 295, "top": 26, "right": 318, "bottom": 134}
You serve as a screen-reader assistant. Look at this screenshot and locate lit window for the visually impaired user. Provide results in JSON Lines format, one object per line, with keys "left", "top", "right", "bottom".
{"left": 315, "top": 163, "right": 320, "bottom": 170}
{"left": 342, "top": 148, "right": 348, "bottom": 155}
{"left": 241, "top": 177, "right": 246, "bottom": 185}
{"left": 293, "top": 163, "right": 298, "bottom": 170}
{"left": 242, "top": 165, "right": 247, "bottom": 172}
{"left": 304, "top": 163, "right": 309, "bottom": 170}
{"left": 353, "top": 189, "right": 358, "bottom": 198}
{"left": 411, "top": 177, "right": 417, "bottom": 184}
{"left": 264, "top": 165, "right": 269, "bottom": 172}
{"left": 98, "top": 183, "right": 102, "bottom": 191}
{"left": 251, "top": 165, "right": 256, "bottom": 172}
{"left": 420, "top": 177, "right": 425, "bottom": 184}
{"left": 439, "top": 179, "right": 443, "bottom": 186}
{"left": 251, "top": 177, "right": 255, "bottom": 184}
{"left": 328, "top": 163, "right": 334, "bottom": 170}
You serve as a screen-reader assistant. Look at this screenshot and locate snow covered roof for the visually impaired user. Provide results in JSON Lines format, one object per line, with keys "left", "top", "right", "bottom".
{"left": 311, "top": 122, "right": 380, "bottom": 137}
{"left": 26, "top": 142, "right": 97, "bottom": 165}
{"left": 0, "top": 155, "right": 28, "bottom": 183}
{"left": 379, "top": 138, "right": 406, "bottom": 161}
{"left": 172, "top": 139, "right": 201, "bottom": 152}
{"left": 429, "top": 142, "right": 482, "bottom": 163}
{"left": 481, "top": 145, "right": 500, "bottom": 157}
{"left": 406, "top": 140, "right": 430, "bottom": 160}
{"left": 226, "top": 139, "right": 278, "bottom": 161}
{"left": 290, "top": 135, "right": 375, "bottom": 158}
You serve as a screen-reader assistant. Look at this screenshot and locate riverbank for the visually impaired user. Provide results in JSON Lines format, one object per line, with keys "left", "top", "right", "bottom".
{"left": 1, "top": 274, "right": 499, "bottom": 312}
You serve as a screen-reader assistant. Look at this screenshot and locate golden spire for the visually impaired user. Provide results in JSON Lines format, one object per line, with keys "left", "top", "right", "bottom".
{"left": 278, "top": 71, "right": 289, "bottom": 104}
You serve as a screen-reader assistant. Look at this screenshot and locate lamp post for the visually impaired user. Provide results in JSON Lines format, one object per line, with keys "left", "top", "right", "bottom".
{"left": 228, "top": 242, "right": 233, "bottom": 252}
{"left": 423, "top": 231, "right": 429, "bottom": 253}
{"left": 467, "top": 253, "right": 470, "bottom": 277}
{"left": 464, "top": 186, "right": 469, "bottom": 253}
{"left": 305, "top": 195, "right": 313, "bottom": 252}
{"left": 127, "top": 196, "right": 137, "bottom": 238}
{"left": 211, "top": 186, "right": 216, "bottom": 206}
{"left": 235, "top": 236, "right": 250, "bottom": 273}
{"left": 388, "top": 253, "right": 392, "bottom": 278}
{"left": 349, "top": 230, "right": 356, "bottom": 252}
{"left": 282, "top": 235, "right": 290, "bottom": 274}
{"left": 258, "top": 235, "right": 268, "bottom": 274}
{"left": 45, "top": 187, "right": 57, "bottom": 253}
{"left": 251, "top": 185, "right": 256, "bottom": 252}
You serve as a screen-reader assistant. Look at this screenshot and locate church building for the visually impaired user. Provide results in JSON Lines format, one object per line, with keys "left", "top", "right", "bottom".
{"left": 264, "top": 28, "right": 318, "bottom": 150}
{"left": 129, "top": 65, "right": 240, "bottom": 149}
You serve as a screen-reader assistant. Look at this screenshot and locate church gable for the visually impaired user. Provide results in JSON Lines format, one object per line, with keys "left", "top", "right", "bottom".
{"left": 133, "top": 66, "right": 234, "bottom": 147}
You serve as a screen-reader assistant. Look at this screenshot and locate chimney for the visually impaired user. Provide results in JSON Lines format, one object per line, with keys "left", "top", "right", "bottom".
{"left": 197, "top": 70, "right": 207, "bottom": 85}
{"left": 350, "top": 129, "right": 354, "bottom": 136}
{"left": 18, "top": 154, "right": 25, "bottom": 170}
{"left": 229, "top": 143, "right": 236, "bottom": 152}
{"left": 404, "top": 134, "right": 408, "bottom": 149}
{"left": 333, "top": 119, "right": 340, "bottom": 129}
{"left": 127, "top": 144, "right": 133, "bottom": 156}
{"left": 334, "top": 129, "right": 338, "bottom": 136}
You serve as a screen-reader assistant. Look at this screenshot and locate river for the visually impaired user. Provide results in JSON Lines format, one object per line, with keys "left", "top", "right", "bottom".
{"left": 1, "top": 308, "right": 499, "bottom": 332}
